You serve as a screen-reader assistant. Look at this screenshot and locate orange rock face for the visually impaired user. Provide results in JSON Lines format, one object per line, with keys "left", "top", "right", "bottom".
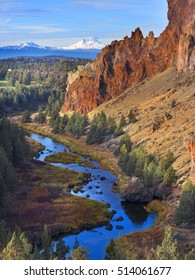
{"left": 62, "top": 0, "right": 195, "bottom": 113}
{"left": 189, "top": 139, "right": 195, "bottom": 184}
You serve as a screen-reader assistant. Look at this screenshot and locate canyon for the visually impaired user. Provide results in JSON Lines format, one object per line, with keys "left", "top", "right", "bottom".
{"left": 62, "top": 0, "right": 195, "bottom": 113}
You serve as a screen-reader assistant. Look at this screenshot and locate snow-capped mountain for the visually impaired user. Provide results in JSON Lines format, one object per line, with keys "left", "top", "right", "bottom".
{"left": 0, "top": 40, "right": 103, "bottom": 59}
{"left": 63, "top": 37, "right": 105, "bottom": 50}
{"left": 1, "top": 41, "right": 43, "bottom": 50}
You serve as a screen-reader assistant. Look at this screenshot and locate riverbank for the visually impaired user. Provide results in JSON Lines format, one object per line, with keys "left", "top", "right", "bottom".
{"left": 9, "top": 118, "right": 168, "bottom": 259}
{"left": 18, "top": 121, "right": 120, "bottom": 176}
{"left": 5, "top": 136, "right": 113, "bottom": 241}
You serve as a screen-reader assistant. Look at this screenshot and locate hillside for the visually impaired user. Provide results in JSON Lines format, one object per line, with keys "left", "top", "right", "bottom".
{"left": 89, "top": 67, "right": 195, "bottom": 183}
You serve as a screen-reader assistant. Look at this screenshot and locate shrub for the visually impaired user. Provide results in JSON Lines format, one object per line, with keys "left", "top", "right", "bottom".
{"left": 128, "top": 109, "right": 137, "bottom": 123}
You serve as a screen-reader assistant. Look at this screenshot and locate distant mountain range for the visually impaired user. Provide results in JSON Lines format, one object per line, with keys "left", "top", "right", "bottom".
{"left": 0, "top": 38, "right": 106, "bottom": 59}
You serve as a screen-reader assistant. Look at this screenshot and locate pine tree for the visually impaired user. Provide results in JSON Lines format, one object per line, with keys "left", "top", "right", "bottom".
{"left": 21, "top": 110, "right": 31, "bottom": 123}
{"left": 23, "top": 71, "right": 31, "bottom": 85}
{"left": 32, "top": 244, "right": 42, "bottom": 260}
{"left": 163, "top": 166, "right": 176, "bottom": 185}
{"left": 41, "top": 225, "right": 52, "bottom": 260}
{"left": 107, "top": 116, "right": 117, "bottom": 134}
{"left": 175, "top": 182, "right": 195, "bottom": 225}
{"left": 1, "top": 231, "right": 32, "bottom": 260}
{"left": 0, "top": 220, "right": 11, "bottom": 247}
{"left": 119, "top": 114, "right": 127, "bottom": 127}
{"left": 59, "top": 115, "right": 69, "bottom": 134}
{"left": 185, "top": 248, "right": 195, "bottom": 260}
{"left": 155, "top": 226, "right": 179, "bottom": 260}
{"left": 55, "top": 238, "right": 70, "bottom": 260}
{"left": 163, "top": 150, "right": 175, "bottom": 170}
{"left": 0, "top": 145, "right": 15, "bottom": 203}
{"left": 73, "top": 237, "right": 80, "bottom": 250}
{"left": 71, "top": 247, "right": 89, "bottom": 260}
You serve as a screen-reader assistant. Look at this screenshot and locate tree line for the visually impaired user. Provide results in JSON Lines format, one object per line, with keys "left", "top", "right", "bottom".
{"left": 0, "top": 223, "right": 88, "bottom": 260}
{"left": 114, "top": 134, "right": 176, "bottom": 187}
{"left": 0, "top": 117, "right": 28, "bottom": 207}
{"left": 0, "top": 57, "right": 90, "bottom": 115}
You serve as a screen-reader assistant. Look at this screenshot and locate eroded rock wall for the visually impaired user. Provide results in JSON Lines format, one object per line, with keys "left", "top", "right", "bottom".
{"left": 62, "top": 0, "right": 195, "bottom": 113}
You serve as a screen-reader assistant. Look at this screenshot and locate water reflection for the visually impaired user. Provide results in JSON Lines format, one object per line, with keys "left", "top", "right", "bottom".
{"left": 121, "top": 201, "right": 148, "bottom": 224}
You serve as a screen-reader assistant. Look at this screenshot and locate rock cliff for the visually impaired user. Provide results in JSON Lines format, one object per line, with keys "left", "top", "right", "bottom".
{"left": 189, "top": 139, "right": 195, "bottom": 184}
{"left": 62, "top": 0, "right": 195, "bottom": 113}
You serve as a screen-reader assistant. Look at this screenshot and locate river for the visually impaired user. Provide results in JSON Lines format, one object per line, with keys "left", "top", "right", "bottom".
{"left": 30, "top": 133, "right": 156, "bottom": 260}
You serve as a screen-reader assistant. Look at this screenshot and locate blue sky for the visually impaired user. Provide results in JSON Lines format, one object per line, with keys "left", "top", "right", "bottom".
{"left": 0, "top": 0, "right": 168, "bottom": 47}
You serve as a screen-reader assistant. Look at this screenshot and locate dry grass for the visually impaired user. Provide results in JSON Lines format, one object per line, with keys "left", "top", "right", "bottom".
{"left": 13, "top": 121, "right": 120, "bottom": 175}
{"left": 90, "top": 67, "right": 195, "bottom": 185}
{"left": 6, "top": 147, "right": 111, "bottom": 237}
{"left": 45, "top": 150, "right": 85, "bottom": 164}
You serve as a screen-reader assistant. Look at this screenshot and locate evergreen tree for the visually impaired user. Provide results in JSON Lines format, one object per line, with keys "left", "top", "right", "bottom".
{"left": 71, "top": 247, "right": 89, "bottom": 260}
{"left": 55, "top": 238, "right": 70, "bottom": 260}
{"left": 31, "top": 245, "right": 42, "bottom": 260}
{"left": 114, "top": 125, "right": 124, "bottom": 137}
{"left": 155, "top": 226, "right": 179, "bottom": 260}
{"left": 175, "top": 182, "right": 195, "bottom": 225}
{"left": 163, "top": 150, "right": 175, "bottom": 170}
{"left": 107, "top": 116, "right": 117, "bottom": 134}
{"left": 105, "top": 238, "right": 134, "bottom": 260}
{"left": 1, "top": 232, "right": 32, "bottom": 260}
{"left": 185, "top": 248, "right": 195, "bottom": 260}
{"left": 23, "top": 71, "right": 31, "bottom": 85}
{"left": 0, "top": 220, "right": 11, "bottom": 247}
{"left": 41, "top": 225, "right": 52, "bottom": 260}
{"left": 0, "top": 145, "right": 15, "bottom": 205}
{"left": 34, "top": 111, "right": 46, "bottom": 124}
{"left": 73, "top": 237, "right": 80, "bottom": 250}
{"left": 59, "top": 115, "right": 69, "bottom": 134}
{"left": 21, "top": 110, "right": 31, "bottom": 123}
{"left": 119, "top": 134, "right": 132, "bottom": 153}
{"left": 50, "top": 111, "right": 60, "bottom": 133}
{"left": 163, "top": 166, "right": 176, "bottom": 185}
{"left": 119, "top": 114, "right": 126, "bottom": 127}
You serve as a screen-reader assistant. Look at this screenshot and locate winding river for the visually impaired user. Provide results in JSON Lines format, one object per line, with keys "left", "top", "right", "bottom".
{"left": 30, "top": 133, "right": 156, "bottom": 260}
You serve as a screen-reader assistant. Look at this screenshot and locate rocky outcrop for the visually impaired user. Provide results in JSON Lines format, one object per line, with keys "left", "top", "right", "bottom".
{"left": 66, "top": 65, "right": 86, "bottom": 91}
{"left": 121, "top": 177, "right": 172, "bottom": 203}
{"left": 62, "top": 0, "right": 195, "bottom": 113}
{"left": 121, "top": 177, "right": 153, "bottom": 203}
{"left": 189, "top": 139, "right": 195, "bottom": 184}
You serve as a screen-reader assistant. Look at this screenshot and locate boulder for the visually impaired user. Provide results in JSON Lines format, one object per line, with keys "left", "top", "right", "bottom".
{"left": 153, "top": 183, "right": 172, "bottom": 200}
{"left": 105, "top": 224, "right": 113, "bottom": 231}
{"left": 116, "top": 225, "right": 124, "bottom": 230}
{"left": 122, "top": 176, "right": 153, "bottom": 203}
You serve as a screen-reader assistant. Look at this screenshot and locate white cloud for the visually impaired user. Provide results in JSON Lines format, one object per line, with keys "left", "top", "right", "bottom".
{"left": 13, "top": 25, "right": 69, "bottom": 34}
{"left": 72, "top": 0, "right": 151, "bottom": 10}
